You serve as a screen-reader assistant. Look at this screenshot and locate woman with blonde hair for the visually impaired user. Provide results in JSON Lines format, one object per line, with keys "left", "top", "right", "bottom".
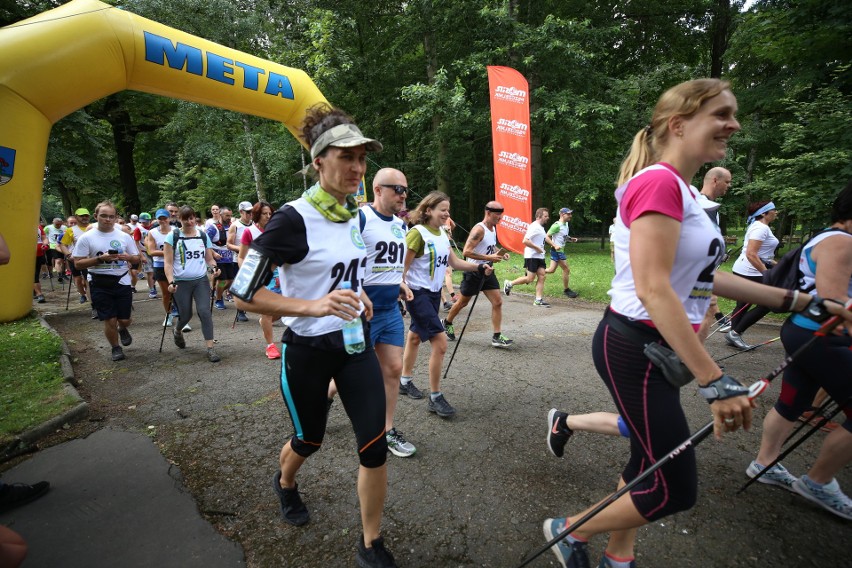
{"left": 400, "top": 191, "right": 493, "bottom": 418}
{"left": 540, "top": 78, "right": 852, "bottom": 568}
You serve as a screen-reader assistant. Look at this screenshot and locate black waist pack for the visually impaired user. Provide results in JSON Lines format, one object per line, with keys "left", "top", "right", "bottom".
{"left": 604, "top": 309, "right": 694, "bottom": 388}
{"left": 89, "top": 271, "right": 128, "bottom": 288}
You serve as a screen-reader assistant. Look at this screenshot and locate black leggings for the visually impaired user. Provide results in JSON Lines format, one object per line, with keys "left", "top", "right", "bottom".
{"left": 592, "top": 311, "right": 698, "bottom": 521}
{"left": 775, "top": 319, "right": 852, "bottom": 432}
{"left": 280, "top": 342, "right": 387, "bottom": 468}
{"left": 730, "top": 272, "right": 770, "bottom": 335}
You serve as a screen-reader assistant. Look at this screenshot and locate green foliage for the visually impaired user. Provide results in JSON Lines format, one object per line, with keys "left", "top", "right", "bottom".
{"left": 0, "top": 314, "right": 78, "bottom": 443}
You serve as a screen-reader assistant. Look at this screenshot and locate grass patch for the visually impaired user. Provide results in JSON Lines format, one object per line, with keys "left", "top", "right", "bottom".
{"left": 458, "top": 240, "right": 783, "bottom": 320}
{"left": 0, "top": 313, "right": 79, "bottom": 444}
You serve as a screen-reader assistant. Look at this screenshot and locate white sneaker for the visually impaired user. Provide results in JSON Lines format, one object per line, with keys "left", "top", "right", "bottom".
{"left": 386, "top": 428, "right": 416, "bottom": 457}
{"left": 792, "top": 475, "right": 852, "bottom": 520}
{"left": 746, "top": 460, "right": 797, "bottom": 492}
{"left": 503, "top": 280, "right": 513, "bottom": 296}
{"left": 182, "top": 323, "right": 192, "bottom": 332}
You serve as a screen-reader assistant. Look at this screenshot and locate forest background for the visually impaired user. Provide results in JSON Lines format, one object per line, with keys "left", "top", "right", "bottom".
{"left": 4, "top": 0, "right": 851, "bottom": 244}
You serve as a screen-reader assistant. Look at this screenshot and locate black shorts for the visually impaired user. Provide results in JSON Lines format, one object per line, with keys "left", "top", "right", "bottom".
{"left": 405, "top": 288, "right": 444, "bottom": 341}
{"left": 130, "top": 262, "right": 140, "bottom": 270}
{"left": 459, "top": 269, "right": 499, "bottom": 296}
{"left": 69, "top": 259, "right": 87, "bottom": 278}
{"left": 46, "top": 249, "right": 64, "bottom": 263}
{"left": 90, "top": 283, "right": 133, "bottom": 320}
{"left": 216, "top": 263, "right": 237, "bottom": 280}
{"left": 523, "top": 258, "right": 546, "bottom": 273}
{"left": 153, "top": 267, "right": 167, "bottom": 282}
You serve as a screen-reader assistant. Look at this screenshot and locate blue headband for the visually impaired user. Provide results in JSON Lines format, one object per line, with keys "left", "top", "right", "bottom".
{"left": 747, "top": 201, "right": 775, "bottom": 225}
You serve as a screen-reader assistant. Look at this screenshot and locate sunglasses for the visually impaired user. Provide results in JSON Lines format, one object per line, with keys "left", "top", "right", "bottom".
{"left": 379, "top": 184, "right": 408, "bottom": 195}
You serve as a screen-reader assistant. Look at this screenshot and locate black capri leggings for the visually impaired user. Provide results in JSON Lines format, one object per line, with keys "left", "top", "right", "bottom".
{"left": 591, "top": 310, "right": 698, "bottom": 521}
{"left": 730, "top": 272, "right": 770, "bottom": 335}
{"left": 280, "top": 342, "right": 387, "bottom": 468}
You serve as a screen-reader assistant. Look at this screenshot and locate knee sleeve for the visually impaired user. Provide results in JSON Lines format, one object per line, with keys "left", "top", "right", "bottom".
{"left": 289, "top": 435, "right": 321, "bottom": 459}
{"left": 617, "top": 415, "right": 630, "bottom": 438}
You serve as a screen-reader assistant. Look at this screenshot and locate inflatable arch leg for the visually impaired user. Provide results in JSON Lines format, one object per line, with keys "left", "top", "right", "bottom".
{"left": 0, "top": 0, "right": 328, "bottom": 322}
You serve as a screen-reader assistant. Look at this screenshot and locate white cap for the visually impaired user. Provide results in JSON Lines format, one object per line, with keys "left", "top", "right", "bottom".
{"left": 238, "top": 201, "right": 253, "bottom": 212}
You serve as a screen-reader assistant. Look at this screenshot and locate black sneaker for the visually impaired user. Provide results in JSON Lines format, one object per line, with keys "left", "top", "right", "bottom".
{"left": 236, "top": 310, "right": 249, "bottom": 322}
{"left": 271, "top": 471, "right": 309, "bottom": 526}
{"left": 442, "top": 318, "right": 456, "bottom": 341}
{"left": 533, "top": 299, "right": 551, "bottom": 308}
{"left": 173, "top": 327, "right": 186, "bottom": 349}
{"left": 399, "top": 379, "right": 424, "bottom": 400}
{"left": 491, "top": 333, "right": 513, "bottom": 348}
{"left": 0, "top": 481, "right": 50, "bottom": 513}
{"left": 80, "top": 294, "right": 87, "bottom": 304}
{"left": 563, "top": 288, "right": 579, "bottom": 298}
{"left": 206, "top": 347, "right": 221, "bottom": 363}
{"left": 428, "top": 393, "right": 456, "bottom": 417}
{"left": 36, "top": 294, "right": 46, "bottom": 303}
{"left": 91, "top": 308, "right": 99, "bottom": 319}
{"left": 547, "top": 408, "right": 573, "bottom": 458}
{"left": 356, "top": 535, "right": 397, "bottom": 568}
{"left": 118, "top": 326, "right": 132, "bottom": 346}
{"left": 111, "top": 345, "right": 126, "bottom": 361}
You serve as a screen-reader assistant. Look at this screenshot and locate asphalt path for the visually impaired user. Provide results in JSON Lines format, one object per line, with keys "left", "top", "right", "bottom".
{"left": 3, "top": 280, "right": 849, "bottom": 567}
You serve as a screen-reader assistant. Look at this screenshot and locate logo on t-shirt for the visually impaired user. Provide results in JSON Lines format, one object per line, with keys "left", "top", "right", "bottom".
{"left": 391, "top": 224, "right": 405, "bottom": 239}
{"left": 350, "top": 226, "right": 366, "bottom": 249}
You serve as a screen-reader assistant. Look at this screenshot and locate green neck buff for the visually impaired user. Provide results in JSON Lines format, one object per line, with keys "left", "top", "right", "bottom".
{"left": 302, "top": 183, "right": 359, "bottom": 223}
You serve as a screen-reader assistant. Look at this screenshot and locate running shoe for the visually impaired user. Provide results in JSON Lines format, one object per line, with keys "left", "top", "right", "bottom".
{"left": 724, "top": 330, "right": 751, "bottom": 350}
{"left": 224, "top": 291, "right": 234, "bottom": 302}
{"left": 0, "top": 481, "right": 50, "bottom": 514}
{"left": 182, "top": 323, "right": 192, "bottom": 332}
{"left": 598, "top": 553, "right": 636, "bottom": 568}
{"left": 542, "top": 518, "right": 591, "bottom": 568}
{"left": 503, "top": 280, "right": 513, "bottom": 296}
{"left": 563, "top": 288, "right": 579, "bottom": 298}
{"left": 718, "top": 320, "right": 732, "bottom": 333}
{"left": 442, "top": 318, "right": 456, "bottom": 341}
{"left": 91, "top": 308, "right": 98, "bottom": 319}
{"left": 118, "top": 326, "right": 133, "bottom": 347}
{"left": 214, "top": 299, "right": 226, "bottom": 310}
{"left": 36, "top": 294, "right": 45, "bottom": 304}
{"left": 173, "top": 327, "right": 185, "bottom": 349}
{"left": 79, "top": 294, "right": 87, "bottom": 304}
{"left": 491, "top": 334, "right": 513, "bottom": 348}
{"left": 111, "top": 345, "right": 126, "bottom": 362}
{"left": 533, "top": 299, "right": 552, "bottom": 308}
{"left": 236, "top": 310, "right": 249, "bottom": 322}
{"left": 57, "top": 276, "right": 64, "bottom": 284}
{"left": 792, "top": 475, "right": 852, "bottom": 520}
{"left": 163, "top": 314, "right": 174, "bottom": 328}
{"left": 206, "top": 347, "right": 221, "bottom": 363}
{"left": 148, "top": 290, "right": 158, "bottom": 299}
{"left": 798, "top": 410, "right": 839, "bottom": 433}
{"left": 266, "top": 343, "right": 282, "bottom": 360}
{"left": 547, "top": 408, "right": 574, "bottom": 458}
{"left": 427, "top": 393, "right": 456, "bottom": 418}
{"left": 399, "top": 379, "right": 424, "bottom": 400}
{"left": 271, "top": 471, "right": 310, "bottom": 526}
{"left": 355, "top": 535, "right": 397, "bottom": 568}
{"left": 130, "top": 286, "right": 137, "bottom": 293}
{"left": 745, "top": 460, "right": 797, "bottom": 492}
{"left": 443, "top": 301, "right": 453, "bottom": 312}
{"left": 386, "top": 428, "right": 416, "bottom": 457}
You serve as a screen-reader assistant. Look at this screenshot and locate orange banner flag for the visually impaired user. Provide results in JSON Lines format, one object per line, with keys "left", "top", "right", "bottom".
{"left": 487, "top": 66, "right": 532, "bottom": 255}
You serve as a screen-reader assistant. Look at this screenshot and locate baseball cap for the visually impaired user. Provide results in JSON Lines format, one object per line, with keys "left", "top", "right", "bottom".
{"left": 155, "top": 208, "right": 170, "bottom": 219}
{"left": 130, "top": 214, "right": 139, "bottom": 221}
{"left": 309, "top": 123, "right": 383, "bottom": 159}
{"left": 139, "top": 212, "right": 152, "bottom": 221}
{"left": 559, "top": 207, "right": 573, "bottom": 215}
{"left": 238, "top": 201, "right": 253, "bottom": 212}
{"left": 75, "top": 207, "right": 90, "bottom": 216}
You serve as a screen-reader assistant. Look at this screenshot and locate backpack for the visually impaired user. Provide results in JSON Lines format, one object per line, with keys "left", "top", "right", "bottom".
{"left": 761, "top": 228, "right": 844, "bottom": 303}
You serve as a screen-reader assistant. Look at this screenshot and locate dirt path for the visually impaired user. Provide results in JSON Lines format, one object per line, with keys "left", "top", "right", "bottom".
{"left": 33, "top": 284, "right": 849, "bottom": 567}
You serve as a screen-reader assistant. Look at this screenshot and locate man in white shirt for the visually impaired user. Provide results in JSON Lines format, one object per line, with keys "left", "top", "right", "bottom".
{"left": 503, "top": 208, "right": 556, "bottom": 307}
{"left": 73, "top": 201, "right": 140, "bottom": 361}
{"left": 696, "top": 167, "right": 733, "bottom": 340}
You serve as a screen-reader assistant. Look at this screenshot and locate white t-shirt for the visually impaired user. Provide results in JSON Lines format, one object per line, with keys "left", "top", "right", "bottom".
{"left": 74, "top": 228, "right": 139, "bottom": 286}
{"left": 523, "top": 221, "right": 546, "bottom": 259}
{"left": 732, "top": 221, "right": 779, "bottom": 277}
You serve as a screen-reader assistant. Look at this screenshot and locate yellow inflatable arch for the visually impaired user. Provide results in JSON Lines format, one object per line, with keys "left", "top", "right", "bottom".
{"left": 0, "top": 0, "right": 328, "bottom": 322}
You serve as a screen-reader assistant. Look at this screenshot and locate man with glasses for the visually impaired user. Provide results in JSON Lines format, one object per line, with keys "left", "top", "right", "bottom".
{"left": 441, "top": 201, "right": 514, "bottom": 347}
{"left": 60, "top": 208, "right": 93, "bottom": 305}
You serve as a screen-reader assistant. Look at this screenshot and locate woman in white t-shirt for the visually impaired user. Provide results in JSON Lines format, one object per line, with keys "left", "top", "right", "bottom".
{"left": 726, "top": 200, "right": 780, "bottom": 349}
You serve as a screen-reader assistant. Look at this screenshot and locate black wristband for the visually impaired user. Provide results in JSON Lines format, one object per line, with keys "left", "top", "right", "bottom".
{"left": 477, "top": 263, "right": 486, "bottom": 274}
{"left": 698, "top": 374, "right": 749, "bottom": 403}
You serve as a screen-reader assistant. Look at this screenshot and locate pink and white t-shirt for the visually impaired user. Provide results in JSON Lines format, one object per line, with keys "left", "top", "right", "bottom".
{"left": 609, "top": 163, "right": 724, "bottom": 325}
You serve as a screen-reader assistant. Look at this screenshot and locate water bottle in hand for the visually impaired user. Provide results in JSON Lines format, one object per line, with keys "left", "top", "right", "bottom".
{"left": 340, "top": 282, "right": 365, "bottom": 354}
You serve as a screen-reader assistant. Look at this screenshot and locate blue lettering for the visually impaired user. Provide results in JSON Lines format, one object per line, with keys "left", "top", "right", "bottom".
{"left": 206, "top": 53, "right": 235, "bottom": 85}
{"left": 264, "top": 72, "right": 295, "bottom": 100}
{"left": 235, "top": 61, "right": 265, "bottom": 90}
{"left": 144, "top": 31, "right": 202, "bottom": 75}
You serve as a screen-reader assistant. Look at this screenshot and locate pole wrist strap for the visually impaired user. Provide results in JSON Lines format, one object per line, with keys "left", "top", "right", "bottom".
{"left": 698, "top": 374, "right": 749, "bottom": 403}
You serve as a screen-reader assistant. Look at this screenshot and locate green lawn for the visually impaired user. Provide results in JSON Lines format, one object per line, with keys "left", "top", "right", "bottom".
{"left": 0, "top": 313, "right": 78, "bottom": 444}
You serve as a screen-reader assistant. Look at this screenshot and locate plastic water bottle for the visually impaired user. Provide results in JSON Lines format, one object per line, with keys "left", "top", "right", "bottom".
{"left": 340, "top": 282, "right": 365, "bottom": 354}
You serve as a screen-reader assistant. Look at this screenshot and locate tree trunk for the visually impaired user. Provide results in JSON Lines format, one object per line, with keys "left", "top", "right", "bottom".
{"left": 242, "top": 116, "right": 266, "bottom": 202}
{"left": 422, "top": 0, "right": 449, "bottom": 196}
{"left": 709, "top": 0, "right": 732, "bottom": 78}
{"left": 104, "top": 101, "right": 142, "bottom": 214}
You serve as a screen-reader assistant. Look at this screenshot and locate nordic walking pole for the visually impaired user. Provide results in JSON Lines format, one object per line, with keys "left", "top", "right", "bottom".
{"left": 783, "top": 397, "right": 836, "bottom": 444}
{"left": 713, "top": 336, "right": 780, "bottom": 363}
{"left": 441, "top": 269, "right": 488, "bottom": 382}
{"left": 159, "top": 296, "right": 175, "bottom": 353}
{"left": 65, "top": 269, "right": 73, "bottom": 310}
{"left": 737, "top": 399, "right": 846, "bottom": 495}
{"left": 515, "top": 304, "right": 851, "bottom": 568}
{"left": 706, "top": 303, "right": 751, "bottom": 339}
{"left": 209, "top": 273, "right": 219, "bottom": 312}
